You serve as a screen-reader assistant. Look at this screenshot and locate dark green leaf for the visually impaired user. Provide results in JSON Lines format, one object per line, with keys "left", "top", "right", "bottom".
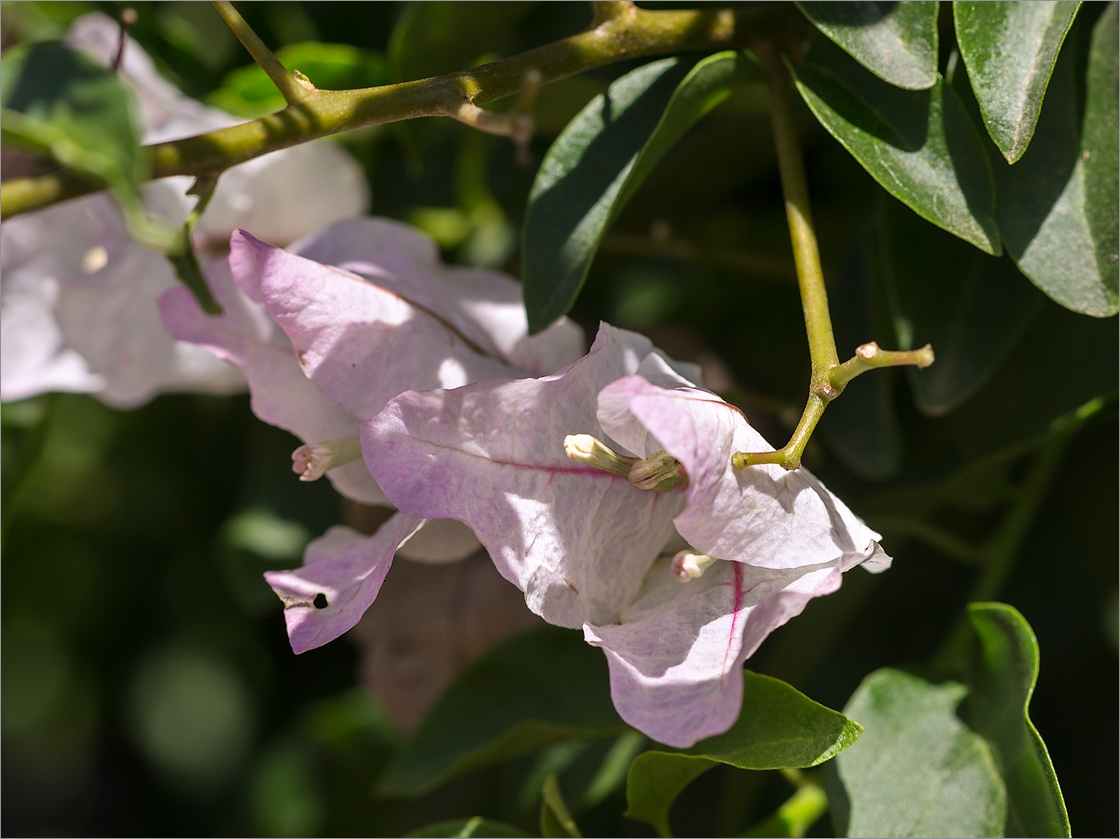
{"left": 989, "top": 5, "right": 1119, "bottom": 316}
{"left": 209, "top": 42, "right": 387, "bottom": 118}
{"left": 405, "top": 817, "right": 531, "bottom": 838}
{"left": 522, "top": 51, "right": 762, "bottom": 332}
{"left": 965, "top": 603, "right": 1070, "bottom": 837}
{"left": 540, "top": 774, "right": 583, "bottom": 838}
{"left": 879, "top": 194, "right": 1042, "bottom": 415}
{"left": 820, "top": 222, "right": 904, "bottom": 479}
{"left": 942, "top": 305, "right": 1118, "bottom": 459}
{"left": 790, "top": 41, "right": 1001, "bottom": 254}
{"left": 625, "top": 756, "right": 712, "bottom": 838}
{"left": 834, "top": 669, "right": 1006, "bottom": 838}
{"left": 378, "top": 626, "right": 626, "bottom": 798}
{"left": 954, "top": 1, "right": 1080, "bottom": 163}
{"left": 388, "top": 1, "right": 537, "bottom": 83}
{"left": 625, "top": 672, "right": 860, "bottom": 837}
{"left": 795, "top": 2, "right": 939, "bottom": 90}
{"left": 0, "top": 41, "right": 145, "bottom": 190}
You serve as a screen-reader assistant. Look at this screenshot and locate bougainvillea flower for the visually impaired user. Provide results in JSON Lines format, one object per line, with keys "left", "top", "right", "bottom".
{"left": 161, "top": 218, "right": 584, "bottom": 644}
{"left": 361, "top": 324, "right": 889, "bottom": 747}
{"left": 0, "top": 13, "right": 367, "bottom": 407}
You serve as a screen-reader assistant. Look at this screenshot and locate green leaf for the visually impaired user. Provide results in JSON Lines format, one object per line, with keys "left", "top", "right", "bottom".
{"left": 819, "top": 225, "right": 903, "bottom": 479}
{"left": 378, "top": 626, "right": 626, "bottom": 798}
{"left": 795, "top": 2, "right": 939, "bottom": 90}
{"left": 790, "top": 41, "right": 1001, "bottom": 255}
{"left": 879, "top": 194, "right": 1042, "bottom": 415}
{"left": 540, "top": 774, "right": 583, "bottom": 839}
{"left": 404, "top": 817, "right": 530, "bottom": 838}
{"left": 209, "top": 42, "right": 386, "bottom": 118}
{"left": 625, "top": 672, "right": 860, "bottom": 837}
{"left": 942, "top": 305, "right": 1118, "bottom": 460}
{"left": 522, "top": 51, "right": 762, "bottom": 332}
{"left": 989, "top": 4, "right": 1119, "bottom": 316}
{"left": 625, "top": 755, "right": 712, "bottom": 838}
{"left": 388, "top": 1, "right": 537, "bottom": 83}
{"left": 833, "top": 669, "right": 1006, "bottom": 838}
{"left": 1081, "top": 2, "right": 1120, "bottom": 301}
{"left": 954, "top": 1, "right": 1081, "bottom": 163}
{"left": 965, "top": 603, "right": 1070, "bottom": 837}
{"left": 0, "top": 41, "right": 145, "bottom": 191}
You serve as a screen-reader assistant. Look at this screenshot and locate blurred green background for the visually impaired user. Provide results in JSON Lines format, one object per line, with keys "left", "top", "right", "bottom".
{"left": 2, "top": 2, "right": 1116, "bottom": 835}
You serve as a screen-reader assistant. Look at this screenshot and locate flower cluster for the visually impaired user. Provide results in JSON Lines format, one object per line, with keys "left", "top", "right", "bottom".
{"left": 0, "top": 13, "right": 368, "bottom": 407}
{"left": 2, "top": 16, "right": 890, "bottom": 748}
{"left": 163, "top": 218, "right": 889, "bottom": 749}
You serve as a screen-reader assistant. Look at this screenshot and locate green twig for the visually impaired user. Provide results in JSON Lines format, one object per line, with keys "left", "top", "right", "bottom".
{"left": 2, "top": 3, "right": 800, "bottom": 219}
{"left": 732, "top": 49, "right": 934, "bottom": 471}
{"left": 592, "top": 1, "right": 636, "bottom": 25}
{"left": 760, "top": 48, "right": 838, "bottom": 377}
{"left": 209, "top": 1, "right": 308, "bottom": 105}
{"left": 733, "top": 48, "right": 837, "bottom": 471}
{"left": 830, "top": 341, "right": 934, "bottom": 390}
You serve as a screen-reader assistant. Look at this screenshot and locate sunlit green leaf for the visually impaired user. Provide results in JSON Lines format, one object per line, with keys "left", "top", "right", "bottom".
{"left": 523, "top": 51, "right": 762, "bottom": 332}
{"left": 880, "top": 195, "right": 1042, "bottom": 415}
{"left": 625, "top": 672, "right": 860, "bottom": 837}
{"left": 965, "top": 603, "right": 1070, "bottom": 837}
{"left": 954, "top": 1, "right": 1080, "bottom": 163}
{"left": 790, "top": 40, "right": 1001, "bottom": 255}
{"left": 0, "top": 41, "right": 144, "bottom": 190}
{"left": 795, "top": 1, "right": 939, "bottom": 90}
{"left": 833, "top": 669, "right": 1006, "bottom": 838}
{"left": 1081, "top": 2, "right": 1120, "bottom": 299}
{"left": 378, "top": 626, "right": 625, "bottom": 798}
{"left": 209, "top": 42, "right": 386, "bottom": 118}
{"left": 989, "top": 4, "right": 1119, "bottom": 316}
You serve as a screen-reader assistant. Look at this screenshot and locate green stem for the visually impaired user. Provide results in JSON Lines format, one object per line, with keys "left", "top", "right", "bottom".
{"left": 210, "top": 1, "right": 307, "bottom": 105}
{"left": 733, "top": 47, "right": 837, "bottom": 471}
{"left": 732, "top": 49, "right": 935, "bottom": 472}
{"left": 830, "top": 341, "right": 935, "bottom": 391}
{"left": 732, "top": 393, "right": 827, "bottom": 470}
{"left": 759, "top": 47, "right": 838, "bottom": 378}
{"left": 1, "top": 3, "right": 800, "bottom": 219}
{"left": 592, "top": 1, "right": 636, "bottom": 25}
{"left": 741, "top": 772, "right": 828, "bottom": 838}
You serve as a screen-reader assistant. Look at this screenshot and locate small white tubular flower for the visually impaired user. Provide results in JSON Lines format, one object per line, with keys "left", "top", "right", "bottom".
{"left": 563, "top": 434, "right": 637, "bottom": 478}
{"left": 671, "top": 550, "right": 719, "bottom": 581}
{"left": 292, "top": 438, "right": 363, "bottom": 481}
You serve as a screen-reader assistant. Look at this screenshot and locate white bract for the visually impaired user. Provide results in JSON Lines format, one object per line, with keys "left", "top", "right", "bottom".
{"left": 0, "top": 13, "right": 368, "bottom": 407}
{"left": 362, "top": 325, "right": 890, "bottom": 747}
{"left": 160, "top": 217, "right": 585, "bottom": 639}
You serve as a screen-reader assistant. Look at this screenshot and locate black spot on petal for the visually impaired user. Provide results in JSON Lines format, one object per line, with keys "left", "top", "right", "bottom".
{"left": 313, "top": 593, "right": 328, "bottom": 610}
